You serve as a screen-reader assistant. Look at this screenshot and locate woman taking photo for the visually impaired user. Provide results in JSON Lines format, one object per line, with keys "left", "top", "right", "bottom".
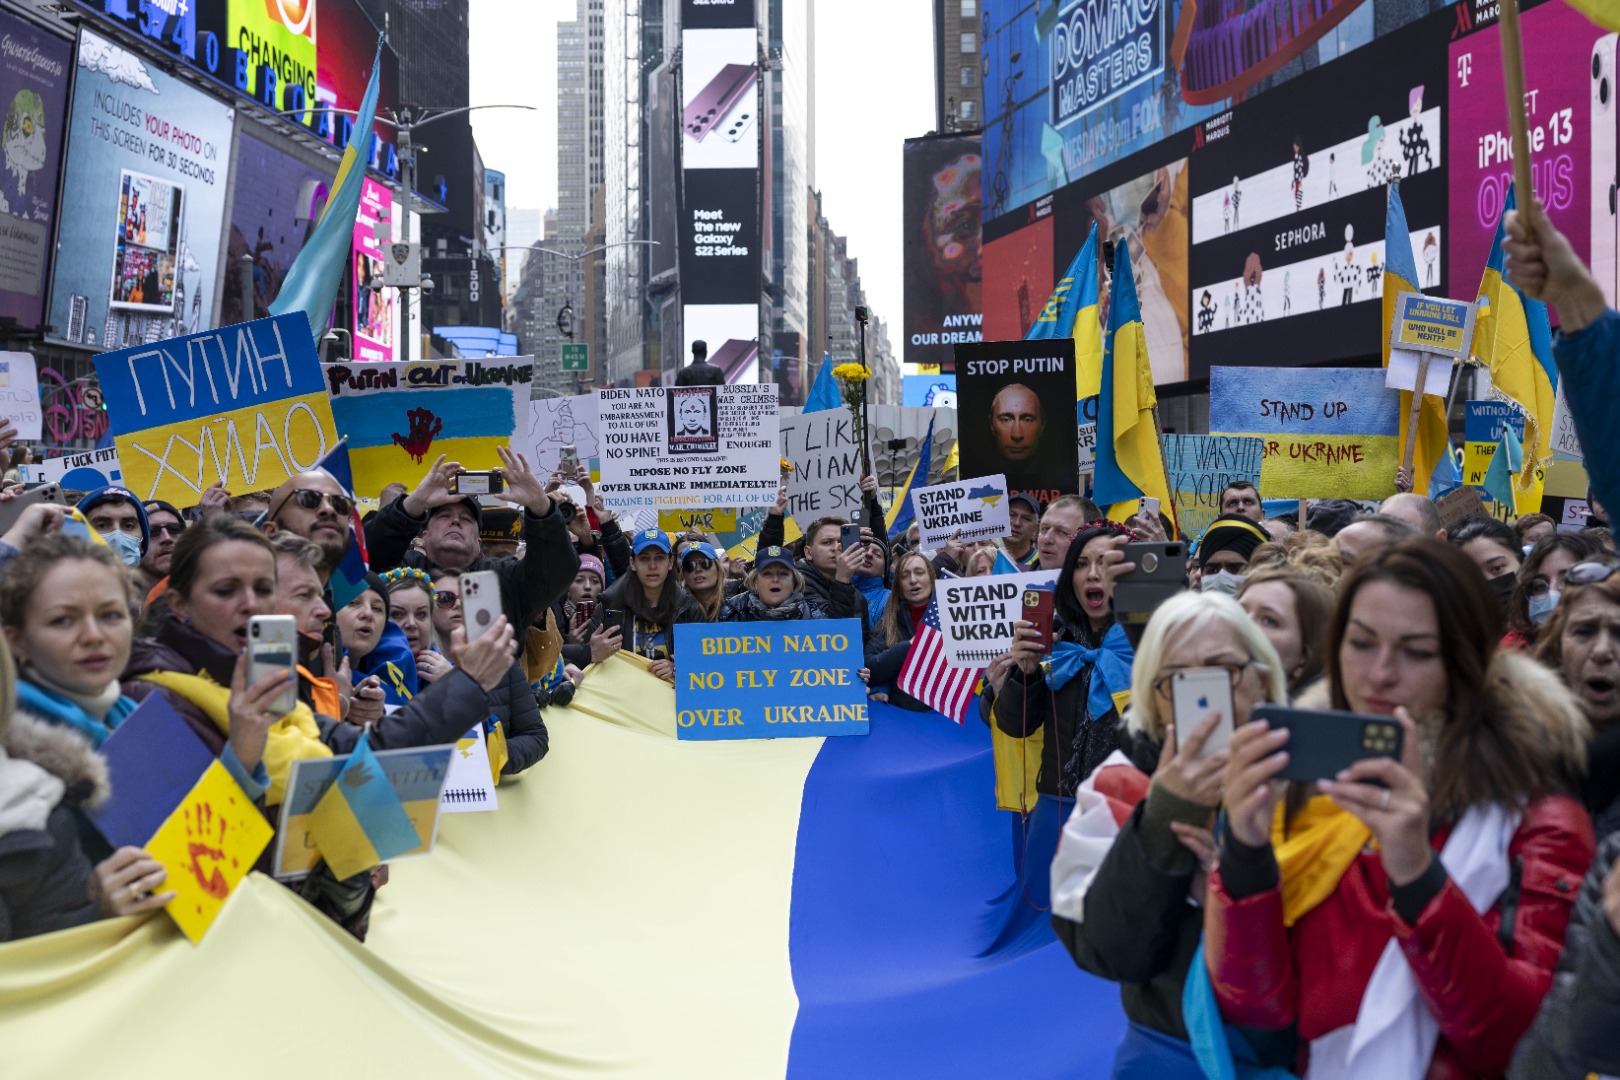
{"left": 866, "top": 551, "right": 938, "bottom": 710}
{"left": 555, "top": 555, "right": 605, "bottom": 670}
{"left": 1208, "top": 537, "right": 1594, "bottom": 1079}
{"left": 718, "top": 546, "right": 843, "bottom": 622}
{"left": 584, "top": 530, "right": 705, "bottom": 682}
{"left": 1236, "top": 568, "right": 1332, "bottom": 696}
{"left": 1050, "top": 590, "right": 1296, "bottom": 1077}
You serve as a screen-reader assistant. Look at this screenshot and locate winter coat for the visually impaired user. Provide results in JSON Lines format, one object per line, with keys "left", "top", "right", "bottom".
{"left": 486, "top": 660, "right": 549, "bottom": 776}
{"left": 579, "top": 575, "right": 707, "bottom": 659}
{"left": 866, "top": 602, "right": 929, "bottom": 712}
{"left": 718, "top": 590, "right": 832, "bottom": 622}
{"left": 364, "top": 494, "right": 580, "bottom": 633}
{"left": 673, "top": 359, "right": 725, "bottom": 386}
{"left": 1203, "top": 653, "right": 1596, "bottom": 1080}
{"left": 0, "top": 713, "right": 108, "bottom": 942}
{"left": 795, "top": 560, "right": 863, "bottom": 625}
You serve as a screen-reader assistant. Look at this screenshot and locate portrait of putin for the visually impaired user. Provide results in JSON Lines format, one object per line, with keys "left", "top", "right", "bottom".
{"left": 990, "top": 383, "right": 1044, "bottom": 462}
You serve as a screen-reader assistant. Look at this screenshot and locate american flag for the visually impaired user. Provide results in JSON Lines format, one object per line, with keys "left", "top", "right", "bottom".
{"left": 898, "top": 599, "right": 983, "bottom": 724}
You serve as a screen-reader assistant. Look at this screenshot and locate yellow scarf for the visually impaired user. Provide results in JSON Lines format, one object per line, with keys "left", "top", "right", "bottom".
{"left": 1272, "top": 794, "right": 1372, "bottom": 927}
{"left": 991, "top": 687, "right": 1131, "bottom": 813}
{"left": 138, "top": 670, "right": 332, "bottom": 807}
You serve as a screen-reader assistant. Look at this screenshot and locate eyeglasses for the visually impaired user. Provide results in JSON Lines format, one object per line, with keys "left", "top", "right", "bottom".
{"left": 275, "top": 489, "right": 355, "bottom": 518}
{"left": 1565, "top": 560, "right": 1620, "bottom": 587}
{"left": 435, "top": 591, "right": 460, "bottom": 609}
{"left": 1150, "top": 661, "right": 1259, "bottom": 699}
{"left": 683, "top": 556, "right": 714, "bottom": 571}
{"left": 149, "top": 522, "right": 185, "bottom": 538}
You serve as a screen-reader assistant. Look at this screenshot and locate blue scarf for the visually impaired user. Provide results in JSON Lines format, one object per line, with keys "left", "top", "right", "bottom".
{"left": 350, "top": 620, "right": 420, "bottom": 706}
{"left": 1182, "top": 941, "right": 1300, "bottom": 1080}
{"left": 1041, "top": 622, "right": 1134, "bottom": 721}
{"left": 16, "top": 679, "right": 139, "bottom": 748}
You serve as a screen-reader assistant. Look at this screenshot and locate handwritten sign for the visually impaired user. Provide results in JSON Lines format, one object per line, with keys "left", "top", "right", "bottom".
{"left": 779, "top": 407, "right": 863, "bottom": 530}
{"left": 94, "top": 314, "right": 340, "bottom": 505}
{"left": 1463, "top": 401, "right": 1527, "bottom": 489}
{"left": 597, "top": 385, "right": 779, "bottom": 511}
{"left": 1077, "top": 395, "right": 1098, "bottom": 476}
{"left": 274, "top": 745, "right": 453, "bottom": 880}
{"left": 1390, "top": 292, "right": 1475, "bottom": 359}
{"left": 1159, "top": 434, "right": 1264, "bottom": 538}
{"left": 1549, "top": 382, "right": 1584, "bottom": 461}
{"left": 525, "top": 393, "right": 600, "bottom": 477}
{"left": 1436, "top": 486, "right": 1488, "bottom": 532}
{"left": 673, "top": 619, "right": 868, "bottom": 741}
{"left": 144, "top": 760, "right": 272, "bottom": 943}
{"left": 912, "top": 474, "right": 1011, "bottom": 548}
{"left": 658, "top": 508, "right": 739, "bottom": 533}
{"left": 0, "top": 353, "right": 41, "bottom": 440}
{"left": 324, "top": 357, "right": 532, "bottom": 497}
{"left": 1210, "top": 367, "right": 1400, "bottom": 501}
{"left": 936, "top": 569, "right": 1059, "bottom": 667}
{"left": 20, "top": 446, "right": 123, "bottom": 490}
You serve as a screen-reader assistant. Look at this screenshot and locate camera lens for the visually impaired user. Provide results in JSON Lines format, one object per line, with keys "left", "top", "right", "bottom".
{"left": 560, "top": 501, "right": 577, "bottom": 521}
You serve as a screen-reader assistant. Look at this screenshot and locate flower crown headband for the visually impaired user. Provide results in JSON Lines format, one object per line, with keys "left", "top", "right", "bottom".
{"left": 380, "top": 566, "right": 438, "bottom": 604}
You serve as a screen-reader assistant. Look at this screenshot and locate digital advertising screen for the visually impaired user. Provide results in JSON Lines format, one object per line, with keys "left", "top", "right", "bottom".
{"left": 352, "top": 176, "right": 398, "bottom": 361}
{"left": 0, "top": 12, "right": 71, "bottom": 330}
{"left": 903, "top": 133, "right": 983, "bottom": 370}
{"left": 49, "top": 28, "right": 234, "bottom": 349}
{"left": 219, "top": 129, "right": 334, "bottom": 325}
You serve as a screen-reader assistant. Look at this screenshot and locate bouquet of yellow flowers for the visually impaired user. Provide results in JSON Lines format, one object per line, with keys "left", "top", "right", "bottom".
{"left": 832, "top": 362, "right": 873, "bottom": 477}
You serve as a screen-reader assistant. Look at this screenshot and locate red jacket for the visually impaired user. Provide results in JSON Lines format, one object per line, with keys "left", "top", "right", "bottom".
{"left": 1204, "top": 795, "right": 1594, "bottom": 1080}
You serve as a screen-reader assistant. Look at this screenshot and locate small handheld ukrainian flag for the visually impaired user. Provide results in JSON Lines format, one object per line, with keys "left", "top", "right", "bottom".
{"left": 309, "top": 731, "right": 422, "bottom": 880}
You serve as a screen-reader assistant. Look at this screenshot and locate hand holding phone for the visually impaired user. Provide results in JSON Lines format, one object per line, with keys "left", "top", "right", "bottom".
{"left": 1251, "top": 704, "right": 1404, "bottom": 783}
{"left": 452, "top": 470, "right": 505, "bottom": 496}
{"left": 1021, "top": 589, "right": 1055, "bottom": 651}
{"left": 1170, "top": 668, "right": 1235, "bottom": 758}
{"left": 246, "top": 615, "right": 299, "bottom": 716}
{"left": 460, "top": 570, "right": 503, "bottom": 641}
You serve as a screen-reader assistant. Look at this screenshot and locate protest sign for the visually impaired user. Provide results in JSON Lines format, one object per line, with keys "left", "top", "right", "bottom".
{"left": 1077, "top": 396, "right": 1098, "bottom": 477}
{"left": 1463, "top": 401, "right": 1529, "bottom": 491}
{"left": 0, "top": 353, "right": 41, "bottom": 439}
{"left": 1159, "top": 434, "right": 1265, "bottom": 538}
{"left": 20, "top": 446, "right": 123, "bottom": 490}
{"left": 525, "top": 393, "right": 600, "bottom": 477}
{"left": 144, "top": 760, "right": 273, "bottom": 943}
{"left": 779, "top": 406, "right": 862, "bottom": 529}
{"left": 1549, "top": 383, "right": 1583, "bottom": 462}
{"left": 955, "top": 338, "right": 1079, "bottom": 505}
{"left": 1209, "top": 367, "right": 1400, "bottom": 501}
{"left": 672, "top": 619, "right": 869, "bottom": 741}
{"left": 94, "top": 314, "right": 340, "bottom": 505}
{"left": 596, "top": 384, "right": 779, "bottom": 511}
{"left": 1436, "top": 486, "right": 1488, "bottom": 532}
{"left": 1389, "top": 293, "right": 1476, "bottom": 360}
{"left": 936, "top": 569, "right": 1059, "bottom": 667}
{"left": 441, "top": 727, "right": 498, "bottom": 814}
{"left": 274, "top": 744, "right": 454, "bottom": 880}
{"left": 324, "top": 357, "right": 533, "bottom": 496}
{"left": 88, "top": 694, "right": 213, "bottom": 851}
{"left": 659, "top": 508, "right": 739, "bottom": 534}
{"left": 912, "top": 474, "right": 1010, "bottom": 549}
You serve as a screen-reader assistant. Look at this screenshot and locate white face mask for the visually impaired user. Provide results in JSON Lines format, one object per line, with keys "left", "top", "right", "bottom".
{"left": 1200, "top": 569, "right": 1244, "bottom": 596}
{"left": 1528, "top": 589, "right": 1561, "bottom": 626}
{"left": 102, "top": 530, "right": 142, "bottom": 568}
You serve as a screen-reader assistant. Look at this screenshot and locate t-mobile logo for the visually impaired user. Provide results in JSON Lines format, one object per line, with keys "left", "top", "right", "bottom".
{"left": 1456, "top": 53, "right": 1473, "bottom": 88}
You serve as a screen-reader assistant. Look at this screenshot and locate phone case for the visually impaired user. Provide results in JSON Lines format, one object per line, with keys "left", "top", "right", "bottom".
{"left": 0, "top": 483, "right": 64, "bottom": 533}
{"left": 453, "top": 472, "right": 502, "bottom": 496}
{"left": 840, "top": 524, "right": 863, "bottom": 551}
{"left": 1171, "top": 668, "right": 1234, "bottom": 756}
{"left": 461, "top": 571, "right": 503, "bottom": 641}
{"left": 1253, "top": 704, "right": 1403, "bottom": 783}
{"left": 1594, "top": 35, "right": 1619, "bottom": 306}
{"left": 1114, "top": 542, "right": 1189, "bottom": 625}
{"left": 247, "top": 615, "right": 299, "bottom": 715}
{"left": 1021, "top": 589, "right": 1055, "bottom": 650}
{"left": 684, "top": 63, "right": 758, "bottom": 142}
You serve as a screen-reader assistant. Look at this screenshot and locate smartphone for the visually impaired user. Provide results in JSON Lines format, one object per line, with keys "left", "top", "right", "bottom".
{"left": 1171, "top": 668, "right": 1235, "bottom": 757}
{"left": 247, "top": 615, "right": 298, "bottom": 715}
{"left": 1021, "top": 588, "right": 1055, "bottom": 650}
{"left": 452, "top": 470, "right": 504, "bottom": 496}
{"left": 0, "top": 482, "right": 64, "bottom": 533}
{"left": 1594, "top": 34, "right": 1619, "bottom": 306}
{"left": 558, "top": 445, "right": 579, "bottom": 473}
{"left": 575, "top": 599, "right": 596, "bottom": 623}
{"left": 840, "top": 523, "right": 863, "bottom": 551}
{"left": 1251, "top": 704, "right": 1404, "bottom": 784}
{"left": 1113, "top": 541, "right": 1189, "bottom": 626}
{"left": 1140, "top": 496, "right": 1161, "bottom": 524}
{"left": 460, "top": 570, "right": 503, "bottom": 641}
{"left": 601, "top": 608, "right": 624, "bottom": 631}
{"left": 683, "top": 63, "right": 758, "bottom": 141}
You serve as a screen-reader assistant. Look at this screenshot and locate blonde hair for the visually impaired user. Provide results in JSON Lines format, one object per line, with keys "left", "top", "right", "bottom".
{"left": 1124, "top": 590, "right": 1287, "bottom": 740}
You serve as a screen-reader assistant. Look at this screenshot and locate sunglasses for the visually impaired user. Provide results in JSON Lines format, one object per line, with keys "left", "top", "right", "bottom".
{"left": 434, "top": 590, "right": 460, "bottom": 609}
{"left": 683, "top": 556, "right": 715, "bottom": 571}
{"left": 277, "top": 489, "right": 355, "bottom": 518}
{"left": 149, "top": 522, "right": 185, "bottom": 538}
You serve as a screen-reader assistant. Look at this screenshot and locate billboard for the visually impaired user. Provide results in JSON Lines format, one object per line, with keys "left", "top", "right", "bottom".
{"left": 903, "top": 133, "right": 983, "bottom": 369}
{"left": 219, "top": 129, "right": 333, "bottom": 325}
{"left": 352, "top": 176, "right": 397, "bottom": 361}
{"left": 227, "top": 0, "right": 315, "bottom": 114}
{"left": 0, "top": 13, "right": 71, "bottom": 331}
{"left": 980, "top": 203, "right": 1053, "bottom": 342}
{"left": 49, "top": 28, "right": 234, "bottom": 349}
{"left": 679, "top": 0, "right": 760, "bottom": 383}
{"left": 484, "top": 168, "right": 506, "bottom": 304}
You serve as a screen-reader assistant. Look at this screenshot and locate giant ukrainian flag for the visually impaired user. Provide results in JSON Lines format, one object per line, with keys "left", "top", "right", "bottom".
{"left": 1383, "top": 181, "right": 1455, "bottom": 497}
{"left": 1095, "top": 240, "right": 1176, "bottom": 531}
{"left": 1472, "top": 183, "right": 1556, "bottom": 512}
{"left": 1027, "top": 223, "right": 1104, "bottom": 398}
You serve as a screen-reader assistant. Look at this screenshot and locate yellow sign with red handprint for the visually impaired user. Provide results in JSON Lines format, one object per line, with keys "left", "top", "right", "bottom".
{"left": 144, "top": 760, "right": 272, "bottom": 943}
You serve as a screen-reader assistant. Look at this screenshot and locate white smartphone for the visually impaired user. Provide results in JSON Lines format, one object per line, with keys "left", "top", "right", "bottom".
{"left": 460, "top": 570, "right": 503, "bottom": 642}
{"left": 247, "top": 614, "right": 299, "bottom": 715}
{"left": 1593, "top": 34, "right": 1619, "bottom": 306}
{"left": 1171, "top": 667, "right": 1235, "bottom": 757}
{"left": 1140, "top": 496, "right": 1161, "bottom": 524}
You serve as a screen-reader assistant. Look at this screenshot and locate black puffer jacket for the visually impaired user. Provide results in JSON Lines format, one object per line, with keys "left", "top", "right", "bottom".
{"left": 579, "top": 575, "right": 707, "bottom": 658}
{"left": 718, "top": 591, "right": 831, "bottom": 622}
{"left": 485, "top": 659, "right": 548, "bottom": 775}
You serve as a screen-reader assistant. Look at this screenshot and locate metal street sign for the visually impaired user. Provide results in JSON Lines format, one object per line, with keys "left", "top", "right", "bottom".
{"left": 561, "top": 343, "right": 589, "bottom": 372}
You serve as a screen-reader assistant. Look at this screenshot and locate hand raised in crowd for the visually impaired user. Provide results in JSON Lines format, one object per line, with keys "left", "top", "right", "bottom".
{"left": 1154, "top": 712, "right": 1229, "bottom": 810}
{"left": 573, "top": 465, "right": 594, "bottom": 500}
{"left": 225, "top": 652, "right": 293, "bottom": 774}
{"left": 1009, "top": 622, "right": 1046, "bottom": 675}
{"left": 0, "top": 500, "right": 67, "bottom": 550}
{"left": 415, "top": 649, "right": 454, "bottom": 683}
{"left": 1503, "top": 197, "right": 1608, "bottom": 332}
{"left": 589, "top": 624, "right": 622, "bottom": 664}
{"left": 773, "top": 479, "right": 789, "bottom": 515}
{"left": 197, "top": 480, "right": 231, "bottom": 517}
{"left": 1097, "top": 535, "right": 1135, "bottom": 592}
{"left": 449, "top": 616, "right": 517, "bottom": 692}
{"left": 942, "top": 531, "right": 966, "bottom": 566}
{"left": 498, "top": 446, "right": 551, "bottom": 516}
{"left": 1126, "top": 511, "right": 1167, "bottom": 543}
{"left": 1317, "top": 707, "right": 1433, "bottom": 887}
{"left": 594, "top": 501, "right": 618, "bottom": 527}
{"left": 1223, "top": 716, "right": 1292, "bottom": 849}
{"left": 648, "top": 657, "right": 675, "bottom": 683}
{"left": 834, "top": 539, "right": 863, "bottom": 583}
{"left": 860, "top": 474, "right": 878, "bottom": 496}
{"left": 402, "top": 455, "right": 466, "bottom": 517}
{"left": 1394, "top": 465, "right": 1413, "bottom": 495}
{"left": 347, "top": 675, "right": 386, "bottom": 727}
{"left": 88, "top": 846, "right": 175, "bottom": 917}
{"left": 984, "top": 652, "right": 1017, "bottom": 694}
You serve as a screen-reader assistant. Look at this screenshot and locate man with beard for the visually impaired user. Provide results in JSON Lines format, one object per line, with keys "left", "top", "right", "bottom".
{"left": 264, "top": 469, "right": 355, "bottom": 579}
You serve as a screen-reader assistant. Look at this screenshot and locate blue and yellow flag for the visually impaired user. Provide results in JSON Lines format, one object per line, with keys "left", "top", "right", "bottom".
{"left": 269, "top": 40, "right": 383, "bottom": 344}
{"left": 1094, "top": 240, "right": 1176, "bottom": 532}
{"left": 1482, "top": 421, "right": 1525, "bottom": 513}
{"left": 1383, "top": 182, "right": 1455, "bottom": 496}
{"left": 314, "top": 438, "right": 371, "bottom": 611}
{"left": 309, "top": 731, "right": 422, "bottom": 880}
{"left": 1026, "top": 223, "right": 1103, "bottom": 398}
{"left": 886, "top": 416, "right": 935, "bottom": 543}
{"left": 1473, "top": 183, "right": 1556, "bottom": 512}
{"left": 804, "top": 353, "right": 842, "bottom": 413}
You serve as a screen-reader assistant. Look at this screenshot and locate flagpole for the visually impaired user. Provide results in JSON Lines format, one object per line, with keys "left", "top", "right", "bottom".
{"left": 1499, "top": 0, "right": 1536, "bottom": 228}
{"left": 1150, "top": 404, "right": 1181, "bottom": 538}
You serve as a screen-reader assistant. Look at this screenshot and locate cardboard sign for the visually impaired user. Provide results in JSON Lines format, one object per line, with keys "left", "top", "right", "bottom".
{"left": 1389, "top": 292, "right": 1476, "bottom": 359}
{"left": 274, "top": 745, "right": 453, "bottom": 880}
{"left": 1209, "top": 367, "right": 1400, "bottom": 501}
{"left": 935, "top": 569, "right": 1059, "bottom": 667}
{"left": 779, "top": 407, "right": 864, "bottom": 529}
{"left": 144, "top": 760, "right": 273, "bottom": 943}
{"left": 673, "top": 619, "right": 869, "bottom": 741}
{"left": 0, "top": 353, "right": 41, "bottom": 440}
{"left": 912, "top": 474, "right": 1011, "bottom": 548}
{"left": 954, "top": 338, "right": 1080, "bottom": 505}
{"left": 596, "top": 384, "right": 779, "bottom": 511}
{"left": 20, "top": 446, "right": 124, "bottom": 490}
{"left": 94, "top": 314, "right": 340, "bottom": 505}
{"left": 526, "top": 393, "right": 600, "bottom": 477}
{"left": 324, "top": 357, "right": 533, "bottom": 497}
{"left": 1436, "top": 486, "right": 1488, "bottom": 532}
{"left": 1159, "top": 434, "right": 1264, "bottom": 539}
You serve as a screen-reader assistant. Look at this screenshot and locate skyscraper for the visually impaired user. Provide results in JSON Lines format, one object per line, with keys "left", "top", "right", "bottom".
{"left": 933, "top": 0, "right": 982, "bottom": 131}
{"left": 356, "top": 0, "right": 471, "bottom": 108}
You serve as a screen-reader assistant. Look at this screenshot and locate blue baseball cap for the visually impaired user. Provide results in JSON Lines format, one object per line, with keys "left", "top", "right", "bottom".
{"left": 632, "top": 528, "right": 672, "bottom": 555}
{"left": 681, "top": 541, "right": 721, "bottom": 564}
{"left": 755, "top": 546, "right": 794, "bottom": 572}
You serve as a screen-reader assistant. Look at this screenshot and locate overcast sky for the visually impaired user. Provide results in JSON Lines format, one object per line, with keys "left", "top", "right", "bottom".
{"left": 468, "top": 0, "right": 935, "bottom": 344}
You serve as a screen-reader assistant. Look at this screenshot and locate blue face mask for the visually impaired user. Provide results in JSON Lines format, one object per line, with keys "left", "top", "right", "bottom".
{"left": 102, "top": 530, "right": 142, "bottom": 568}
{"left": 1528, "top": 589, "right": 1561, "bottom": 626}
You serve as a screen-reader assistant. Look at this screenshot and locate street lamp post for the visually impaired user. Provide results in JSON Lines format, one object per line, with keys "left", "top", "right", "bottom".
{"left": 529, "top": 240, "right": 660, "bottom": 391}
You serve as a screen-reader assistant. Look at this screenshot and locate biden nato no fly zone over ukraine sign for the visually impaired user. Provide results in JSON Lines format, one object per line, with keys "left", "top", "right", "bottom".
{"left": 673, "top": 620, "right": 869, "bottom": 741}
